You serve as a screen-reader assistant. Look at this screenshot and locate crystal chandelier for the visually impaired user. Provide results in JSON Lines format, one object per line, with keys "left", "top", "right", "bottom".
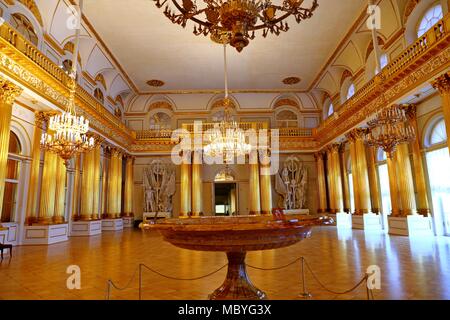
{"left": 40, "top": 0, "right": 94, "bottom": 166}
{"left": 153, "top": 0, "right": 319, "bottom": 52}
{"left": 366, "top": 105, "right": 416, "bottom": 158}
{"left": 203, "top": 44, "right": 252, "bottom": 159}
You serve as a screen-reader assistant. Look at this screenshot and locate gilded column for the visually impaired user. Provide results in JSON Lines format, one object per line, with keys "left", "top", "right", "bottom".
{"left": 53, "top": 157, "right": 66, "bottom": 223}
{"left": 395, "top": 144, "right": 417, "bottom": 216}
{"left": 432, "top": 73, "right": 450, "bottom": 153}
{"left": 191, "top": 150, "right": 203, "bottom": 216}
{"left": 71, "top": 154, "right": 81, "bottom": 220}
{"left": 180, "top": 150, "right": 191, "bottom": 217}
{"left": 346, "top": 133, "right": 361, "bottom": 214}
{"left": 80, "top": 150, "right": 93, "bottom": 220}
{"left": 91, "top": 142, "right": 102, "bottom": 220}
{"left": 386, "top": 154, "right": 401, "bottom": 216}
{"left": 107, "top": 148, "right": 118, "bottom": 218}
{"left": 0, "top": 79, "right": 22, "bottom": 216}
{"left": 123, "top": 155, "right": 134, "bottom": 217}
{"left": 354, "top": 129, "right": 371, "bottom": 214}
{"left": 259, "top": 150, "right": 272, "bottom": 216}
{"left": 26, "top": 112, "right": 45, "bottom": 223}
{"left": 339, "top": 144, "right": 351, "bottom": 213}
{"left": 325, "top": 148, "right": 336, "bottom": 213}
{"left": 330, "top": 144, "right": 344, "bottom": 213}
{"left": 366, "top": 146, "right": 381, "bottom": 214}
{"left": 249, "top": 149, "right": 261, "bottom": 215}
{"left": 38, "top": 151, "right": 58, "bottom": 223}
{"left": 116, "top": 152, "right": 123, "bottom": 218}
{"left": 402, "top": 104, "right": 430, "bottom": 215}
{"left": 315, "top": 152, "right": 327, "bottom": 213}
{"left": 100, "top": 148, "right": 108, "bottom": 218}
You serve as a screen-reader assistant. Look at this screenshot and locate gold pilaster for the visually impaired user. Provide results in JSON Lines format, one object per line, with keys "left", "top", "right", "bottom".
{"left": 100, "top": 149, "right": 108, "bottom": 217}
{"left": 71, "top": 154, "right": 81, "bottom": 220}
{"left": 366, "top": 146, "right": 381, "bottom": 214}
{"left": 107, "top": 149, "right": 118, "bottom": 218}
{"left": 180, "top": 150, "right": 192, "bottom": 217}
{"left": 249, "top": 150, "right": 261, "bottom": 215}
{"left": 116, "top": 151, "right": 123, "bottom": 218}
{"left": 402, "top": 104, "right": 430, "bottom": 215}
{"left": 91, "top": 143, "right": 102, "bottom": 220}
{"left": 339, "top": 144, "right": 351, "bottom": 213}
{"left": 259, "top": 150, "right": 272, "bottom": 215}
{"left": 347, "top": 134, "right": 360, "bottom": 214}
{"left": 191, "top": 150, "right": 203, "bottom": 216}
{"left": 53, "top": 156, "right": 66, "bottom": 223}
{"left": 315, "top": 152, "right": 327, "bottom": 213}
{"left": 80, "top": 150, "right": 93, "bottom": 220}
{"left": 432, "top": 73, "right": 450, "bottom": 154}
{"left": 395, "top": 144, "right": 417, "bottom": 216}
{"left": 38, "top": 151, "right": 58, "bottom": 223}
{"left": 0, "top": 79, "right": 22, "bottom": 216}
{"left": 123, "top": 155, "right": 134, "bottom": 217}
{"left": 325, "top": 148, "right": 336, "bottom": 213}
{"left": 26, "top": 112, "right": 45, "bottom": 224}
{"left": 329, "top": 144, "right": 344, "bottom": 213}
{"left": 387, "top": 155, "right": 401, "bottom": 216}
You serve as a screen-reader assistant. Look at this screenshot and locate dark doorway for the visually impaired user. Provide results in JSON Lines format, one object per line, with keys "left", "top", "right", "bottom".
{"left": 214, "top": 183, "right": 237, "bottom": 216}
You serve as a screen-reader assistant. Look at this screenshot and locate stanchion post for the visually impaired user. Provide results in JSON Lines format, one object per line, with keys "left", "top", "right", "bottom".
{"left": 300, "top": 257, "right": 312, "bottom": 299}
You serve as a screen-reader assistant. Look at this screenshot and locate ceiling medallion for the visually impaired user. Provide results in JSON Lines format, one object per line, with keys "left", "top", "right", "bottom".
{"left": 147, "top": 79, "right": 165, "bottom": 87}
{"left": 153, "top": 0, "right": 319, "bottom": 52}
{"left": 282, "top": 76, "right": 301, "bottom": 85}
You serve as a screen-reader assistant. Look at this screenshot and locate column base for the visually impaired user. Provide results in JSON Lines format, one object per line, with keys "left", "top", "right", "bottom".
{"left": 23, "top": 223, "right": 69, "bottom": 245}
{"left": 336, "top": 212, "right": 352, "bottom": 228}
{"left": 388, "top": 215, "right": 433, "bottom": 236}
{"left": 352, "top": 213, "right": 383, "bottom": 231}
{"left": 0, "top": 222, "right": 19, "bottom": 245}
{"left": 102, "top": 218, "right": 123, "bottom": 231}
{"left": 71, "top": 220, "right": 102, "bottom": 236}
{"left": 122, "top": 216, "right": 134, "bottom": 228}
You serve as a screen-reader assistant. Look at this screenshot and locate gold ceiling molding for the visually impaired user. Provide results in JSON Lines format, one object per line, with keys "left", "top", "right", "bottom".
{"left": 5, "top": 0, "right": 44, "bottom": 27}
{"left": 44, "top": 34, "right": 65, "bottom": 56}
{"left": 211, "top": 98, "right": 237, "bottom": 110}
{"left": 149, "top": 101, "right": 174, "bottom": 112}
{"left": 138, "top": 88, "right": 309, "bottom": 95}
{"left": 403, "top": 0, "right": 421, "bottom": 25}
{"left": 95, "top": 73, "right": 106, "bottom": 90}
{"left": 273, "top": 98, "right": 300, "bottom": 110}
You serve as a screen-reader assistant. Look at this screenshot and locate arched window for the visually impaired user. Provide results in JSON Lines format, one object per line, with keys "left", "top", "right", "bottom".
{"left": 346, "top": 83, "right": 356, "bottom": 100}
{"left": 327, "top": 103, "right": 334, "bottom": 117}
{"left": 417, "top": 4, "right": 443, "bottom": 38}
{"left": 276, "top": 110, "right": 298, "bottom": 128}
{"left": 424, "top": 117, "right": 450, "bottom": 235}
{"left": 375, "top": 54, "right": 388, "bottom": 75}
{"left": 10, "top": 13, "right": 38, "bottom": 46}
{"left": 2, "top": 132, "right": 21, "bottom": 222}
{"left": 93, "top": 88, "right": 104, "bottom": 104}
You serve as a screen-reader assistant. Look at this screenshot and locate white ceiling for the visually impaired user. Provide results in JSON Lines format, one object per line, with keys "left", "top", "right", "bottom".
{"left": 83, "top": 0, "right": 367, "bottom": 93}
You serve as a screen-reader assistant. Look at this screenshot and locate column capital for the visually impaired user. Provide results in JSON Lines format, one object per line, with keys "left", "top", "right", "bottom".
{"left": 314, "top": 151, "right": 325, "bottom": 161}
{"left": 327, "top": 143, "right": 341, "bottom": 154}
{"left": 399, "top": 104, "right": 417, "bottom": 121}
{"left": 432, "top": 72, "right": 450, "bottom": 93}
{"left": 0, "top": 79, "right": 23, "bottom": 105}
{"left": 346, "top": 127, "right": 369, "bottom": 142}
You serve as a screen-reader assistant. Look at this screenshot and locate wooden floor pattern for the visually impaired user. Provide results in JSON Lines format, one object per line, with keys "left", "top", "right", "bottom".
{"left": 0, "top": 226, "right": 449, "bottom": 300}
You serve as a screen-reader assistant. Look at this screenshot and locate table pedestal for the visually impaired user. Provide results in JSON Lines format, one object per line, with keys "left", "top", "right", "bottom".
{"left": 209, "top": 252, "right": 267, "bottom": 300}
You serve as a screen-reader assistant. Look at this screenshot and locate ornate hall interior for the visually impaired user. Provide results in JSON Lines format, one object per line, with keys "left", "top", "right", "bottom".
{"left": 0, "top": 0, "right": 450, "bottom": 301}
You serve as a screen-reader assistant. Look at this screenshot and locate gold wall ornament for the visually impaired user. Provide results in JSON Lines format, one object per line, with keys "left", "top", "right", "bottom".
{"left": 147, "top": 79, "right": 165, "bottom": 87}
{"left": 154, "top": 0, "right": 319, "bottom": 52}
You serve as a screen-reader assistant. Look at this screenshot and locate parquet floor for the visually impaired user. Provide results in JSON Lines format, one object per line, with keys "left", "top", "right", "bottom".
{"left": 0, "top": 226, "right": 449, "bottom": 300}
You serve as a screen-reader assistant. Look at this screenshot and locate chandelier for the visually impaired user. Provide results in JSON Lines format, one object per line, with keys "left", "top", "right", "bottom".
{"left": 366, "top": 105, "right": 415, "bottom": 158}
{"left": 153, "top": 0, "right": 319, "bottom": 52}
{"left": 203, "top": 44, "right": 252, "bottom": 159}
{"left": 40, "top": 0, "right": 94, "bottom": 166}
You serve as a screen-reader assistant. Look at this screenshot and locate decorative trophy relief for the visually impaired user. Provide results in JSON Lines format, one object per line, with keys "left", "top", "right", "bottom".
{"left": 143, "top": 160, "right": 176, "bottom": 216}
{"left": 275, "top": 156, "right": 308, "bottom": 210}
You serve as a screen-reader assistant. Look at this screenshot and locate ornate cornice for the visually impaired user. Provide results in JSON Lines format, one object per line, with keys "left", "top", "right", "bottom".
{"left": 431, "top": 72, "right": 450, "bottom": 93}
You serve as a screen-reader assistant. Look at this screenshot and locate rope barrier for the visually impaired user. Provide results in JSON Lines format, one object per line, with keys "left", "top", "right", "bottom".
{"left": 105, "top": 257, "right": 376, "bottom": 300}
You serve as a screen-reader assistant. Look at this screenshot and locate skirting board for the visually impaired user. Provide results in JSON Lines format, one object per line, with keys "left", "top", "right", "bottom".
{"left": 23, "top": 224, "right": 69, "bottom": 245}
{"left": 122, "top": 217, "right": 134, "bottom": 228}
{"left": 102, "top": 219, "right": 123, "bottom": 231}
{"left": 388, "top": 215, "right": 433, "bottom": 236}
{"left": 71, "top": 220, "right": 102, "bottom": 236}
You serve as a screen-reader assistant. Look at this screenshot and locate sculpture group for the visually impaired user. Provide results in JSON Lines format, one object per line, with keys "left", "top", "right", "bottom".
{"left": 275, "top": 156, "right": 308, "bottom": 210}
{"left": 143, "top": 160, "right": 176, "bottom": 215}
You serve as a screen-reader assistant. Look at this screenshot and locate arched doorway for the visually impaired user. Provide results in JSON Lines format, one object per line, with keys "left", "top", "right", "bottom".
{"left": 214, "top": 167, "right": 237, "bottom": 216}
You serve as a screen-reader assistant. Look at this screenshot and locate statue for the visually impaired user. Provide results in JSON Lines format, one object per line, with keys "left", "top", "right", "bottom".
{"left": 143, "top": 160, "right": 176, "bottom": 218}
{"left": 275, "top": 156, "right": 308, "bottom": 210}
